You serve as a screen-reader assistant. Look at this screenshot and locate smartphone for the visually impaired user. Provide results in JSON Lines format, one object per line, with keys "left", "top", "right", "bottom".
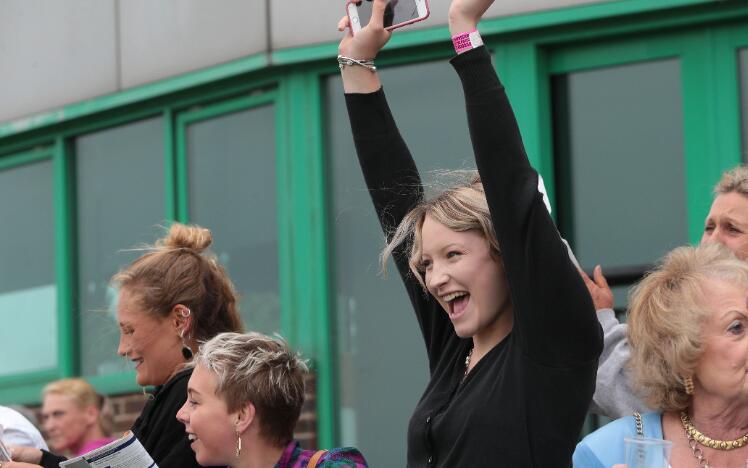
{"left": 347, "top": 0, "right": 429, "bottom": 34}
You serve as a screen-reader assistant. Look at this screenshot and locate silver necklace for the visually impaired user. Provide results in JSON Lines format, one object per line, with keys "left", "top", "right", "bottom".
{"left": 463, "top": 347, "right": 474, "bottom": 380}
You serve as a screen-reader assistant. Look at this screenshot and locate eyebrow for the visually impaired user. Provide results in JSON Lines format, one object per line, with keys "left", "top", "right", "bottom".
{"left": 721, "top": 309, "right": 748, "bottom": 321}
{"left": 716, "top": 215, "right": 748, "bottom": 226}
{"left": 424, "top": 243, "right": 464, "bottom": 254}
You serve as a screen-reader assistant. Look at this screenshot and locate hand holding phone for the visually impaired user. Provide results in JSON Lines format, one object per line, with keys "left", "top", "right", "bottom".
{"left": 338, "top": 0, "right": 394, "bottom": 63}
{"left": 347, "top": 0, "right": 429, "bottom": 35}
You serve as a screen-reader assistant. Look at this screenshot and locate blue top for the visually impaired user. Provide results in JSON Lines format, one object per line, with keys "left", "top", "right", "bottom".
{"left": 573, "top": 412, "right": 664, "bottom": 467}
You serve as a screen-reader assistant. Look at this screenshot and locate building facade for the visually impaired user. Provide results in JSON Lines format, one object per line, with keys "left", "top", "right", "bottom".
{"left": 1, "top": 0, "right": 747, "bottom": 465}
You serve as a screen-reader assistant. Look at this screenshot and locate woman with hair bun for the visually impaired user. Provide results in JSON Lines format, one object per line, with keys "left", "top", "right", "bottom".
{"left": 41, "top": 378, "right": 115, "bottom": 456}
{"left": 8, "top": 223, "right": 243, "bottom": 468}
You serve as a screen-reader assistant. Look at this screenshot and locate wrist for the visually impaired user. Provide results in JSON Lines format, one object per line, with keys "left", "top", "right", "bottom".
{"left": 448, "top": 16, "right": 477, "bottom": 37}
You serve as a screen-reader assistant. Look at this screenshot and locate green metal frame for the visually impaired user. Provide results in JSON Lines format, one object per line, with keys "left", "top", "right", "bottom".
{"left": 0, "top": 0, "right": 747, "bottom": 446}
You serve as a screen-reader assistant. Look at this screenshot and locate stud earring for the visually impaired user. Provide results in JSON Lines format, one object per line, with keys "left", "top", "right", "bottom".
{"left": 684, "top": 376, "right": 694, "bottom": 395}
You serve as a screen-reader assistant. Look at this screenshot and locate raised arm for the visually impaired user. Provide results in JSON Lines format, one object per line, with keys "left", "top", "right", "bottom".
{"left": 339, "top": 2, "right": 453, "bottom": 367}
{"left": 448, "top": 0, "right": 602, "bottom": 365}
{"left": 338, "top": 8, "right": 420, "bottom": 236}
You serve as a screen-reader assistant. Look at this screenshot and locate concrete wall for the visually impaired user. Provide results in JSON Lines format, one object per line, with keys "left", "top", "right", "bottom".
{"left": 0, "top": 0, "right": 607, "bottom": 124}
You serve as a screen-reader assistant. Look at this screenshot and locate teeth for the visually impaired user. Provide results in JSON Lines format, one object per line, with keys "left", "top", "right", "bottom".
{"left": 443, "top": 291, "right": 468, "bottom": 302}
{"left": 188, "top": 434, "right": 197, "bottom": 441}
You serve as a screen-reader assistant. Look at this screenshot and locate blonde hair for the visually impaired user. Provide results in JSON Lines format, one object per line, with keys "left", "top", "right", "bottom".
{"left": 196, "top": 332, "right": 308, "bottom": 446}
{"left": 715, "top": 165, "right": 748, "bottom": 197}
{"left": 628, "top": 243, "right": 748, "bottom": 411}
{"left": 43, "top": 378, "right": 113, "bottom": 435}
{"left": 381, "top": 172, "right": 499, "bottom": 287}
{"left": 112, "top": 223, "right": 244, "bottom": 341}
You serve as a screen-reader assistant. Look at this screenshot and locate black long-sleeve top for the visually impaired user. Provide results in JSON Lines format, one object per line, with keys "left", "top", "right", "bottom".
{"left": 344, "top": 46, "right": 603, "bottom": 467}
{"left": 40, "top": 369, "right": 215, "bottom": 468}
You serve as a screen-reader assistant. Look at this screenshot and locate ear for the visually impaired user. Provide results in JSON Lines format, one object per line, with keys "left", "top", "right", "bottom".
{"left": 83, "top": 404, "right": 99, "bottom": 426}
{"left": 234, "top": 401, "right": 256, "bottom": 435}
{"left": 170, "top": 304, "right": 192, "bottom": 336}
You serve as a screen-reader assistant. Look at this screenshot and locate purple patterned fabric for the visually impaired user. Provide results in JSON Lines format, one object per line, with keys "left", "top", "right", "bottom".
{"left": 275, "top": 440, "right": 368, "bottom": 468}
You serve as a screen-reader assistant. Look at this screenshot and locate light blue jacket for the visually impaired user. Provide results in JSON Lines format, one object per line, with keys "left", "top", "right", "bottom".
{"left": 573, "top": 412, "right": 664, "bottom": 467}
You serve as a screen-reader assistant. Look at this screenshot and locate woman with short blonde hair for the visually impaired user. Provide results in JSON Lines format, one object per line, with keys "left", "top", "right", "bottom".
{"left": 177, "top": 332, "right": 368, "bottom": 468}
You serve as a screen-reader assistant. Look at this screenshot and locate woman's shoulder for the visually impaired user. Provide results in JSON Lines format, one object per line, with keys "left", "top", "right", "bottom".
{"left": 277, "top": 441, "right": 368, "bottom": 468}
{"left": 573, "top": 412, "right": 663, "bottom": 467}
{"left": 317, "top": 447, "right": 368, "bottom": 467}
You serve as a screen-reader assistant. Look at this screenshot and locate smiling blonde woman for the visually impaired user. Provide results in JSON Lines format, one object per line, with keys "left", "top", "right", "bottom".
{"left": 337, "top": 0, "right": 602, "bottom": 465}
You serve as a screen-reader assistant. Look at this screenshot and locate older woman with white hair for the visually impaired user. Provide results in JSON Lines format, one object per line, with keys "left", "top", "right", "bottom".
{"left": 176, "top": 332, "right": 368, "bottom": 468}
{"left": 574, "top": 242, "right": 748, "bottom": 467}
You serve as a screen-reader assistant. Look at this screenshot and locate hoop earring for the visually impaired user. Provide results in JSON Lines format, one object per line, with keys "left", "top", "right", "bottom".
{"left": 180, "top": 330, "right": 193, "bottom": 360}
{"left": 235, "top": 432, "right": 242, "bottom": 458}
{"left": 684, "top": 376, "right": 694, "bottom": 395}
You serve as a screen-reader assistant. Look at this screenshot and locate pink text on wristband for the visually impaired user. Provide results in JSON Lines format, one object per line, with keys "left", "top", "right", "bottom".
{"left": 452, "top": 29, "right": 483, "bottom": 54}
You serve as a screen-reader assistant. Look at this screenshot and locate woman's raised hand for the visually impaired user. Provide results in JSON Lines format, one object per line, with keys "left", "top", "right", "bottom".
{"left": 448, "top": 0, "right": 495, "bottom": 35}
{"left": 338, "top": 0, "right": 393, "bottom": 60}
{"left": 337, "top": 0, "right": 392, "bottom": 93}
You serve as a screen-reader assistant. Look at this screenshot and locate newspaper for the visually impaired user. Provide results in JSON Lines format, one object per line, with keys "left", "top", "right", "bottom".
{"left": 59, "top": 431, "right": 157, "bottom": 468}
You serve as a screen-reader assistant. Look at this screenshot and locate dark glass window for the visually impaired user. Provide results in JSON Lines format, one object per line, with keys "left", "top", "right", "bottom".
{"left": 552, "top": 59, "right": 688, "bottom": 308}
{"left": 186, "top": 105, "right": 279, "bottom": 334}
{"left": 0, "top": 159, "right": 56, "bottom": 376}
{"left": 77, "top": 118, "right": 165, "bottom": 376}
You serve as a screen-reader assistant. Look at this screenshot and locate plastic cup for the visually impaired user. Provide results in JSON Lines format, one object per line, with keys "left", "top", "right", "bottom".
{"left": 624, "top": 437, "right": 673, "bottom": 468}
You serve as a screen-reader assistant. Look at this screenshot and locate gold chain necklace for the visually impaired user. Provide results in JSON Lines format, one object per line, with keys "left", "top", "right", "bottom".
{"left": 681, "top": 412, "right": 748, "bottom": 450}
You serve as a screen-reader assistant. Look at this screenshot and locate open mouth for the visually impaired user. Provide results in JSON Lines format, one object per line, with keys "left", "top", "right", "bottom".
{"left": 442, "top": 291, "right": 470, "bottom": 319}
{"left": 132, "top": 358, "right": 144, "bottom": 369}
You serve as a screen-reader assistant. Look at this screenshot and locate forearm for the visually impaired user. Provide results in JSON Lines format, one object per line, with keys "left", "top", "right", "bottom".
{"left": 591, "top": 310, "right": 650, "bottom": 418}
